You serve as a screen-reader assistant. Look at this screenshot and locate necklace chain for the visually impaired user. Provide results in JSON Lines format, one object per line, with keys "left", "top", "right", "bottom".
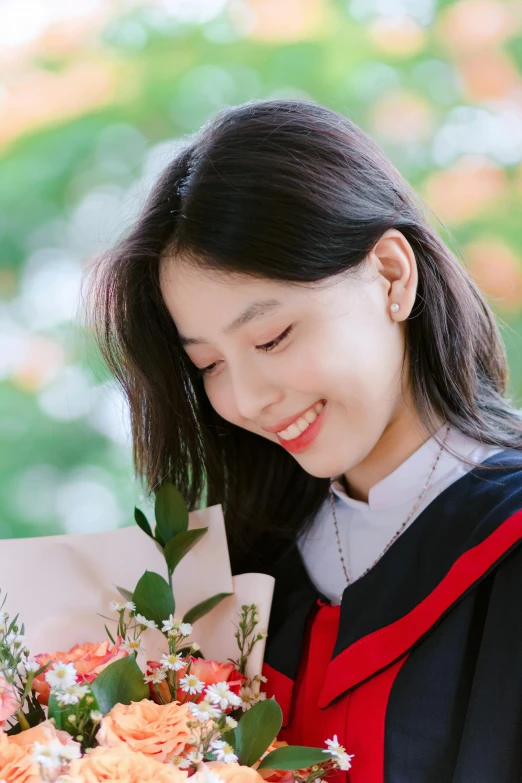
{"left": 329, "top": 424, "right": 450, "bottom": 602}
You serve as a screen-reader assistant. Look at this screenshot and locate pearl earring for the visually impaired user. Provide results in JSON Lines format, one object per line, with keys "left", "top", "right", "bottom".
{"left": 390, "top": 303, "right": 400, "bottom": 313}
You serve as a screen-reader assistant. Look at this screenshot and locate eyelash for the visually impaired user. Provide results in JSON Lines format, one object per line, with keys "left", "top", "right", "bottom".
{"left": 196, "top": 325, "right": 294, "bottom": 378}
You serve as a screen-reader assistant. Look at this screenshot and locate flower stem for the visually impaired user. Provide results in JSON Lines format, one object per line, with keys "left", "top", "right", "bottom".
{"left": 16, "top": 709, "right": 31, "bottom": 731}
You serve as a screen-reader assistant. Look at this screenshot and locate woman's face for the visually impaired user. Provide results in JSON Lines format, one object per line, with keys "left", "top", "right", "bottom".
{"left": 160, "top": 230, "right": 420, "bottom": 483}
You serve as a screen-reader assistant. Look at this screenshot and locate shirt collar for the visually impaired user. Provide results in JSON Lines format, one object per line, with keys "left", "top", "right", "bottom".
{"left": 329, "top": 425, "right": 478, "bottom": 512}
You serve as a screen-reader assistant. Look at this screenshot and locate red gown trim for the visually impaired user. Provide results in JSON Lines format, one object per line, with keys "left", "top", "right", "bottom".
{"left": 319, "top": 507, "right": 522, "bottom": 707}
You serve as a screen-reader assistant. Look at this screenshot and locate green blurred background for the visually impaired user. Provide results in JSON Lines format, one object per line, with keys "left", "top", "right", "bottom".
{"left": 2, "top": 0, "right": 522, "bottom": 539}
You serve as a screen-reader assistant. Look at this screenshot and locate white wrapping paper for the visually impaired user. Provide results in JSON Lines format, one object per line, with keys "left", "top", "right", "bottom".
{"left": 0, "top": 504, "right": 274, "bottom": 677}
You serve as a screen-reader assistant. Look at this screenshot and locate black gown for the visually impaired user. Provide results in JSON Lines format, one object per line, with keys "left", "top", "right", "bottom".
{"left": 251, "top": 449, "right": 522, "bottom": 782}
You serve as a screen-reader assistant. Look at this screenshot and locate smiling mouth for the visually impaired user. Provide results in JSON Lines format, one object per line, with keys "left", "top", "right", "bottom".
{"left": 277, "top": 400, "right": 325, "bottom": 441}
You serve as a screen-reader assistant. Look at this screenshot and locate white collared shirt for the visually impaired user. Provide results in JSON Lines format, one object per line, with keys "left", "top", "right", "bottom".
{"left": 297, "top": 426, "right": 504, "bottom": 604}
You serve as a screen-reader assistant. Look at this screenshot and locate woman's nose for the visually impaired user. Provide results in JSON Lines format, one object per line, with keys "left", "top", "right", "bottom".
{"left": 230, "top": 362, "right": 282, "bottom": 422}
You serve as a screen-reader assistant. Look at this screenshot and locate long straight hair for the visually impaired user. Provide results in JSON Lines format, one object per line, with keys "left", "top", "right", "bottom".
{"left": 82, "top": 99, "right": 522, "bottom": 568}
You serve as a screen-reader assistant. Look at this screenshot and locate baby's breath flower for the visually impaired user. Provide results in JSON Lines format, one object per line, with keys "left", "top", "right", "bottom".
{"left": 90, "top": 710, "right": 102, "bottom": 723}
{"left": 178, "top": 623, "right": 192, "bottom": 637}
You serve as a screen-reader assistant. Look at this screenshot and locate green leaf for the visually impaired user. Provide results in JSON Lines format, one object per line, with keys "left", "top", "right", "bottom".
{"left": 163, "top": 528, "right": 208, "bottom": 574}
{"left": 90, "top": 656, "right": 148, "bottom": 715}
{"left": 183, "top": 592, "right": 233, "bottom": 625}
{"left": 134, "top": 507, "right": 153, "bottom": 538}
{"left": 155, "top": 483, "right": 188, "bottom": 544}
{"left": 132, "top": 570, "right": 174, "bottom": 628}
{"left": 105, "top": 624, "right": 116, "bottom": 644}
{"left": 116, "top": 585, "right": 134, "bottom": 603}
{"left": 258, "top": 746, "right": 331, "bottom": 770}
{"left": 234, "top": 698, "right": 282, "bottom": 767}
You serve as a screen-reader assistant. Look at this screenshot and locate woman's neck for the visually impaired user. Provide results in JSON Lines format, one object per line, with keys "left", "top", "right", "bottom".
{"left": 341, "top": 415, "right": 442, "bottom": 503}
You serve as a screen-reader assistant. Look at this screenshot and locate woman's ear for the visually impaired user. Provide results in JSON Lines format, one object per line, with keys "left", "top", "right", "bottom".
{"left": 368, "top": 229, "right": 418, "bottom": 321}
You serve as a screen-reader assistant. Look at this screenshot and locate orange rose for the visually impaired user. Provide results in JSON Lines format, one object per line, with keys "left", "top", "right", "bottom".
{"left": 96, "top": 699, "right": 191, "bottom": 763}
{"left": 0, "top": 673, "right": 19, "bottom": 730}
{"left": 146, "top": 657, "right": 245, "bottom": 705}
{"left": 0, "top": 720, "right": 80, "bottom": 783}
{"left": 33, "top": 638, "right": 127, "bottom": 705}
{"left": 200, "top": 762, "right": 265, "bottom": 783}
{"left": 66, "top": 746, "right": 188, "bottom": 783}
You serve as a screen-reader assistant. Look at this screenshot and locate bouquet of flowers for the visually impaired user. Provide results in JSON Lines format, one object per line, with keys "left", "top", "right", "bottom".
{"left": 0, "top": 484, "right": 354, "bottom": 782}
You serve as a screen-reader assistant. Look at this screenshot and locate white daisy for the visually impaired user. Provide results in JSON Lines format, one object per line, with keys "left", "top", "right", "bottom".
{"left": 225, "top": 716, "right": 238, "bottom": 729}
{"left": 178, "top": 622, "right": 193, "bottom": 637}
{"left": 323, "top": 736, "right": 354, "bottom": 771}
{"left": 186, "top": 750, "right": 204, "bottom": 765}
{"left": 188, "top": 699, "right": 221, "bottom": 721}
{"left": 161, "top": 615, "right": 178, "bottom": 633}
{"left": 210, "top": 739, "right": 238, "bottom": 764}
{"left": 32, "top": 737, "right": 80, "bottom": 768}
{"left": 108, "top": 601, "right": 136, "bottom": 613}
{"left": 144, "top": 669, "right": 167, "bottom": 684}
{"left": 90, "top": 710, "right": 103, "bottom": 723}
{"left": 21, "top": 658, "right": 40, "bottom": 674}
{"left": 206, "top": 682, "right": 241, "bottom": 711}
{"left": 135, "top": 614, "right": 157, "bottom": 629}
{"left": 122, "top": 638, "right": 144, "bottom": 654}
{"left": 239, "top": 685, "right": 266, "bottom": 711}
{"left": 44, "top": 662, "right": 77, "bottom": 691}
{"left": 5, "top": 632, "right": 26, "bottom": 648}
{"left": 55, "top": 683, "right": 90, "bottom": 706}
{"left": 171, "top": 756, "right": 192, "bottom": 769}
{"left": 195, "top": 769, "right": 226, "bottom": 783}
{"left": 179, "top": 673, "right": 204, "bottom": 695}
{"left": 161, "top": 652, "right": 186, "bottom": 671}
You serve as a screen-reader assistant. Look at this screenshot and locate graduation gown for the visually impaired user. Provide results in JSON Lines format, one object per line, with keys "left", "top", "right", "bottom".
{"left": 259, "top": 449, "right": 522, "bottom": 782}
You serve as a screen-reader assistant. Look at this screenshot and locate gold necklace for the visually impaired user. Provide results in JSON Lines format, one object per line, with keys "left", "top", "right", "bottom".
{"left": 329, "top": 424, "right": 450, "bottom": 602}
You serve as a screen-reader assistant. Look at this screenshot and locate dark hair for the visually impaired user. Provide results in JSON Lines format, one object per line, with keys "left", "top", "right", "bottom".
{"left": 82, "top": 99, "right": 522, "bottom": 569}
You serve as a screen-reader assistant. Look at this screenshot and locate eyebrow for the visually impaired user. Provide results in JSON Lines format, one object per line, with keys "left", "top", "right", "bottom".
{"left": 178, "top": 299, "right": 282, "bottom": 347}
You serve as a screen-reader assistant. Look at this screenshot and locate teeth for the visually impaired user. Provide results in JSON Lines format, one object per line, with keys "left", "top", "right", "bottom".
{"left": 277, "top": 401, "right": 325, "bottom": 440}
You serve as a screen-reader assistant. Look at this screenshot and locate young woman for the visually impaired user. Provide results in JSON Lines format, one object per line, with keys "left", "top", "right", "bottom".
{"left": 85, "top": 100, "right": 522, "bottom": 782}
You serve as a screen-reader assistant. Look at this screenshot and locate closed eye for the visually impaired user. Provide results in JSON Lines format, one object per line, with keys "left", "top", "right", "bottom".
{"left": 256, "top": 324, "right": 294, "bottom": 353}
{"left": 196, "top": 324, "right": 294, "bottom": 378}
